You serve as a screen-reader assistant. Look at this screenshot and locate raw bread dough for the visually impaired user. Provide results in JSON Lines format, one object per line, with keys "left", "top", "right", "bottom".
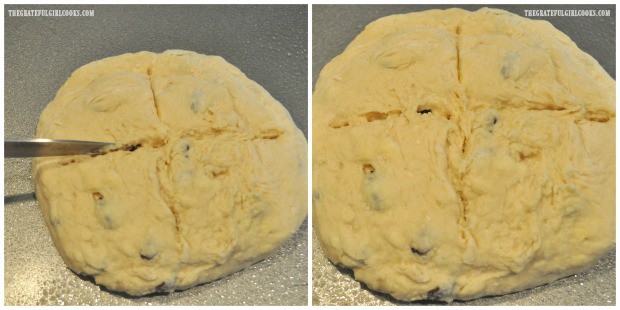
{"left": 313, "top": 8, "right": 615, "bottom": 302}
{"left": 33, "top": 50, "right": 307, "bottom": 296}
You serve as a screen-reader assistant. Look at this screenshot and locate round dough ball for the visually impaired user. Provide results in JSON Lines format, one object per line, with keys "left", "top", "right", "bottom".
{"left": 33, "top": 50, "right": 307, "bottom": 296}
{"left": 313, "top": 8, "right": 615, "bottom": 302}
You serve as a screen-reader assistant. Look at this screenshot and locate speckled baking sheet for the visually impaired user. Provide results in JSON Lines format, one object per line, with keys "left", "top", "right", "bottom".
{"left": 312, "top": 4, "right": 615, "bottom": 306}
{"left": 4, "top": 4, "right": 308, "bottom": 306}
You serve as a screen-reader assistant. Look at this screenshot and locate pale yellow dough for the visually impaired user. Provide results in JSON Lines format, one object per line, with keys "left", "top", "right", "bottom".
{"left": 33, "top": 50, "right": 307, "bottom": 296}
{"left": 313, "top": 8, "right": 615, "bottom": 301}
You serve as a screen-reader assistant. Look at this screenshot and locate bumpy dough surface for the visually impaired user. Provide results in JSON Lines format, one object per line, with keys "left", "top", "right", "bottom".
{"left": 33, "top": 50, "right": 307, "bottom": 296}
{"left": 313, "top": 8, "right": 615, "bottom": 301}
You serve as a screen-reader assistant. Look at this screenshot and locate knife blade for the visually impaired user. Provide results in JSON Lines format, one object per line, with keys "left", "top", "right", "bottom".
{"left": 5, "top": 139, "right": 116, "bottom": 158}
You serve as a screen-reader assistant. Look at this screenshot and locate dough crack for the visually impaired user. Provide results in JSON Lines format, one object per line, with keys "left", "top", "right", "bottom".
{"left": 147, "top": 65, "right": 161, "bottom": 121}
{"left": 326, "top": 108, "right": 455, "bottom": 131}
{"left": 445, "top": 126, "right": 470, "bottom": 227}
{"left": 583, "top": 110, "right": 614, "bottom": 123}
{"left": 155, "top": 155, "right": 185, "bottom": 259}
{"left": 250, "top": 129, "right": 285, "bottom": 140}
{"left": 54, "top": 127, "right": 254, "bottom": 167}
{"left": 89, "top": 141, "right": 146, "bottom": 158}
{"left": 455, "top": 25, "right": 462, "bottom": 84}
{"left": 57, "top": 138, "right": 166, "bottom": 166}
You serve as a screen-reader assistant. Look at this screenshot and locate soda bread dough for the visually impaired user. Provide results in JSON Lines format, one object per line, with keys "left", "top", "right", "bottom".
{"left": 33, "top": 50, "right": 307, "bottom": 296}
{"left": 313, "top": 8, "right": 615, "bottom": 301}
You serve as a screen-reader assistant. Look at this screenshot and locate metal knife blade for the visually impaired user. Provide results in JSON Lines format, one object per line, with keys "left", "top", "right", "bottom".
{"left": 5, "top": 139, "right": 116, "bottom": 158}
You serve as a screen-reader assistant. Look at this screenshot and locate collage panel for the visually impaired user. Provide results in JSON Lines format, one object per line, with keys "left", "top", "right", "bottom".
{"left": 312, "top": 4, "right": 615, "bottom": 306}
{"left": 2, "top": 1, "right": 617, "bottom": 308}
{"left": 4, "top": 4, "right": 308, "bottom": 306}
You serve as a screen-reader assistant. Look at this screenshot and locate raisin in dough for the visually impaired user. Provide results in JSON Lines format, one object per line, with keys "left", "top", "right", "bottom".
{"left": 313, "top": 8, "right": 615, "bottom": 301}
{"left": 33, "top": 50, "right": 307, "bottom": 296}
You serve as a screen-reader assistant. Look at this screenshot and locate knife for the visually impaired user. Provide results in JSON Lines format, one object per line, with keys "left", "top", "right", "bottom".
{"left": 5, "top": 139, "right": 116, "bottom": 158}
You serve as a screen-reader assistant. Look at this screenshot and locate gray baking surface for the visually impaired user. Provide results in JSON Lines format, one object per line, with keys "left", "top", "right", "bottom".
{"left": 4, "top": 5, "right": 308, "bottom": 306}
{"left": 312, "top": 4, "right": 615, "bottom": 306}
